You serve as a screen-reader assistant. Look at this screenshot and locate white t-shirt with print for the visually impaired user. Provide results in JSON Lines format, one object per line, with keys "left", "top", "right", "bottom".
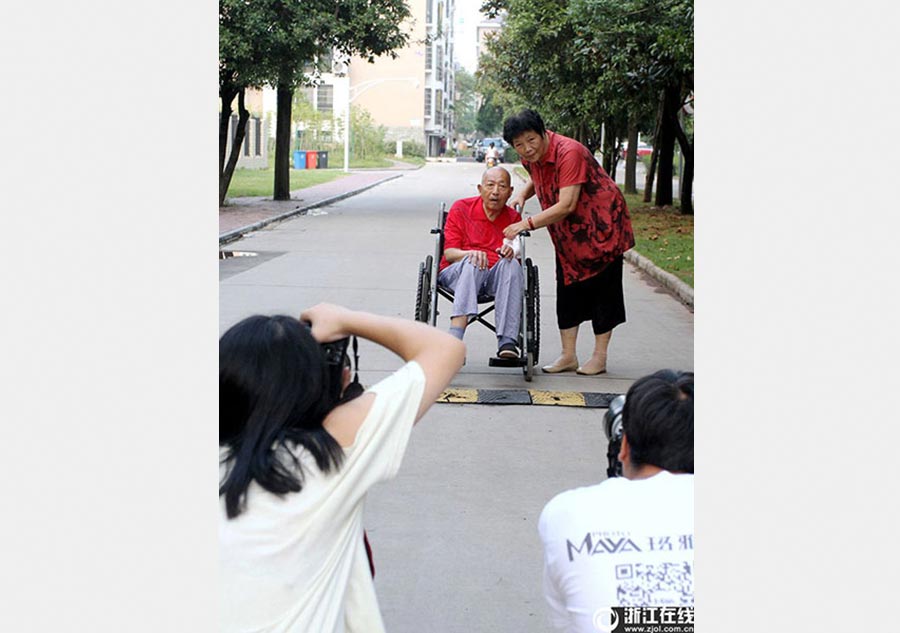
{"left": 220, "top": 361, "right": 426, "bottom": 633}
{"left": 538, "top": 471, "right": 694, "bottom": 633}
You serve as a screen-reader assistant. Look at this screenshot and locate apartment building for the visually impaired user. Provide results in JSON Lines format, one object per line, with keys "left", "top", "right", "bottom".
{"left": 347, "top": 0, "right": 457, "bottom": 156}
{"left": 475, "top": 13, "right": 502, "bottom": 70}
{"left": 260, "top": 0, "right": 457, "bottom": 158}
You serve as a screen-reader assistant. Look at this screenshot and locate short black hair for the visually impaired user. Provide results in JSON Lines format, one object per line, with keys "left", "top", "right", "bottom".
{"left": 502, "top": 109, "right": 546, "bottom": 145}
{"left": 622, "top": 369, "right": 693, "bottom": 473}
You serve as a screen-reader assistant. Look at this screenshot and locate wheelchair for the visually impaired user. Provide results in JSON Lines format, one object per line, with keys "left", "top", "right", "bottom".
{"left": 414, "top": 203, "right": 541, "bottom": 381}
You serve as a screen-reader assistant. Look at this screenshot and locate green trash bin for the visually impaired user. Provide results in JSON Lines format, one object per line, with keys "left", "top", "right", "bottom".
{"left": 316, "top": 151, "right": 328, "bottom": 169}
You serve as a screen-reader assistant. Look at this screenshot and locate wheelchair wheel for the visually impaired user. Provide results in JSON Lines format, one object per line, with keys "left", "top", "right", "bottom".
{"left": 525, "top": 257, "right": 540, "bottom": 369}
{"left": 415, "top": 255, "right": 433, "bottom": 323}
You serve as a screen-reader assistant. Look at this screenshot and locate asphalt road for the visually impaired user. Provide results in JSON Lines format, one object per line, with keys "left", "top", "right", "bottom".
{"left": 219, "top": 162, "right": 694, "bottom": 632}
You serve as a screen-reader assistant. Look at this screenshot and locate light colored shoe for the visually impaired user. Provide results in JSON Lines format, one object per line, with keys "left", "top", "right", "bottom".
{"left": 576, "top": 354, "right": 607, "bottom": 375}
{"left": 541, "top": 358, "right": 579, "bottom": 373}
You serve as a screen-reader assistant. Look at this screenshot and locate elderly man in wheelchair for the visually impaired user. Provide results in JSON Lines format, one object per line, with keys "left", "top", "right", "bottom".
{"left": 437, "top": 166, "right": 524, "bottom": 360}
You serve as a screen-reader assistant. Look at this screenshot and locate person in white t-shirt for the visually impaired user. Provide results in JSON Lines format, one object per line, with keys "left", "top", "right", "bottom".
{"left": 538, "top": 370, "right": 694, "bottom": 633}
{"left": 485, "top": 142, "right": 500, "bottom": 166}
{"left": 219, "top": 304, "right": 465, "bottom": 633}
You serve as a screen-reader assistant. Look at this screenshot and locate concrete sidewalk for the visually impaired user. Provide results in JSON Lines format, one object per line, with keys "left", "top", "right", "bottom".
{"left": 219, "top": 165, "right": 417, "bottom": 243}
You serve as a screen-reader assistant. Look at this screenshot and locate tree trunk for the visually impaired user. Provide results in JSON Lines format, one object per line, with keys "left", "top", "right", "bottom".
{"left": 219, "top": 85, "right": 236, "bottom": 177}
{"left": 273, "top": 83, "right": 294, "bottom": 201}
{"left": 673, "top": 109, "right": 694, "bottom": 216}
{"left": 219, "top": 86, "right": 250, "bottom": 206}
{"left": 654, "top": 84, "right": 680, "bottom": 208}
{"left": 643, "top": 95, "right": 663, "bottom": 203}
{"left": 624, "top": 120, "right": 638, "bottom": 195}
{"left": 602, "top": 127, "right": 615, "bottom": 175}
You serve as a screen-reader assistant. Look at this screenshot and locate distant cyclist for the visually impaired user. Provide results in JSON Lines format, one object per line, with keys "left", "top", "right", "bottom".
{"left": 485, "top": 142, "right": 500, "bottom": 167}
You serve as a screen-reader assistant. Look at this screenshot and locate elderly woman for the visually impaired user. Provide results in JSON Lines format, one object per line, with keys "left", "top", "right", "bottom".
{"left": 503, "top": 109, "right": 634, "bottom": 375}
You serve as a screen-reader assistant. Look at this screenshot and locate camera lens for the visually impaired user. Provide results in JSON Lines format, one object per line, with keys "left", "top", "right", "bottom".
{"left": 603, "top": 394, "right": 626, "bottom": 441}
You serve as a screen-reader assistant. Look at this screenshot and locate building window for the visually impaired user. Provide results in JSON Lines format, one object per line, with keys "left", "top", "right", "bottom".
{"left": 424, "top": 88, "right": 432, "bottom": 117}
{"left": 426, "top": 43, "right": 432, "bottom": 70}
{"left": 436, "top": 46, "right": 443, "bottom": 81}
{"left": 317, "top": 85, "right": 334, "bottom": 113}
{"left": 426, "top": 0, "right": 432, "bottom": 24}
{"left": 435, "top": 89, "right": 443, "bottom": 123}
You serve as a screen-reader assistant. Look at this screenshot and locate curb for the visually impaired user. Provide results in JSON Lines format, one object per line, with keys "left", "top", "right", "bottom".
{"left": 510, "top": 168, "right": 693, "bottom": 309}
{"left": 624, "top": 250, "right": 694, "bottom": 309}
{"left": 219, "top": 173, "right": 404, "bottom": 246}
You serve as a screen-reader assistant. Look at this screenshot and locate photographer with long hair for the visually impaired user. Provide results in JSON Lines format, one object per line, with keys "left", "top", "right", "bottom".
{"left": 219, "top": 303, "right": 465, "bottom": 633}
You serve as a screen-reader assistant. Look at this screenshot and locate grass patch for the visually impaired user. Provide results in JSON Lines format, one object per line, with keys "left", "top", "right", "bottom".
{"left": 623, "top": 192, "right": 693, "bottom": 287}
{"left": 350, "top": 156, "right": 393, "bottom": 168}
{"left": 395, "top": 156, "right": 426, "bottom": 167}
{"left": 226, "top": 166, "right": 349, "bottom": 198}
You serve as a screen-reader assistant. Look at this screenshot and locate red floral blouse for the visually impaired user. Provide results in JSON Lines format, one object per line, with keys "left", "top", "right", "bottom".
{"left": 522, "top": 131, "right": 635, "bottom": 286}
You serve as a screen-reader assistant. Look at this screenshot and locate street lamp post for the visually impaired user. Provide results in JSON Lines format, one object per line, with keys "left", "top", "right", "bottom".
{"left": 343, "top": 77, "right": 419, "bottom": 173}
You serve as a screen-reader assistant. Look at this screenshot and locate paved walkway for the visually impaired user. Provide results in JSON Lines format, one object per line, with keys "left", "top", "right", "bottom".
{"left": 219, "top": 162, "right": 418, "bottom": 238}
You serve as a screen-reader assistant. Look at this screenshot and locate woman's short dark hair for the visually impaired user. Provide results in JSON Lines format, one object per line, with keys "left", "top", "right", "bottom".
{"left": 502, "top": 109, "right": 546, "bottom": 145}
{"left": 219, "top": 315, "right": 345, "bottom": 518}
{"left": 622, "top": 369, "right": 693, "bottom": 473}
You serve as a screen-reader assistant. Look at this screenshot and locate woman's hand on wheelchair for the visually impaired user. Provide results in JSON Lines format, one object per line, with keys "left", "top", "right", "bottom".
{"left": 503, "top": 221, "right": 527, "bottom": 240}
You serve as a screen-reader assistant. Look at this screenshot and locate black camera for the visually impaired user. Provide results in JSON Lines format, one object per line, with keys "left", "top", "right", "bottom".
{"left": 603, "top": 394, "right": 626, "bottom": 478}
{"left": 302, "top": 321, "right": 364, "bottom": 404}
{"left": 320, "top": 336, "right": 351, "bottom": 402}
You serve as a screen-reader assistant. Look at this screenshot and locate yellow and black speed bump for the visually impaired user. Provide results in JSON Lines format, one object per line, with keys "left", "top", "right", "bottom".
{"left": 437, "top": 388, "right": 621, "bottom": 408}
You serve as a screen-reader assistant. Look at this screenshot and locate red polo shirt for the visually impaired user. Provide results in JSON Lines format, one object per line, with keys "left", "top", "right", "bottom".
{"left": 522, "top": 131, "right": 635, "bottom": 285}
{"left": 438, "top": 196, "right": 521, "bottom": 271}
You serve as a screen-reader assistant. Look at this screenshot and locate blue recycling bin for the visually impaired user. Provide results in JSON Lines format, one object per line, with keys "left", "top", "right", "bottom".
{"left": 292, "top": 150, "right": 306, "bottom": 169}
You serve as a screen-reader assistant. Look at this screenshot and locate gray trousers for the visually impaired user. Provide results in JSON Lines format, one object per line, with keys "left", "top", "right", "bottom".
{"left": 438, "top": 257, "right": 523, "bottom": 341}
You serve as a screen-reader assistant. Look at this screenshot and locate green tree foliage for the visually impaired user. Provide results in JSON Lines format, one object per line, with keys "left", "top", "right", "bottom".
{"left": 479, "top": 0, "right": 693, "bottom": 213}
{"left": 219, "top": 0, "right": 412, "bottom": 203}
{"left": 291, "top": 91, "right": 334, "bottom": 151}
{"left": 454, "top": 68, "right": 478, "bottom": 137}
{"left": 219, "top": 0, "right": 276, "bottom": 205}
{"left": 475, "top": 90, "right": 504, "bottom": 136}
{"left": 349, "top": 106, "right": 387, "bottom": 160}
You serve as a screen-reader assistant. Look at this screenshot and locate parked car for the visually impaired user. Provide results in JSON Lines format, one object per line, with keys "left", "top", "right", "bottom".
{"left": 475, "top": 137, "right": 506, "bottom": 162}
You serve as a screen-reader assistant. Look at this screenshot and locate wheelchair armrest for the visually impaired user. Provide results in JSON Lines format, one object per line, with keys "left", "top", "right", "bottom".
{"left": 430, "top": 228, "right": 442, "bottom": 234}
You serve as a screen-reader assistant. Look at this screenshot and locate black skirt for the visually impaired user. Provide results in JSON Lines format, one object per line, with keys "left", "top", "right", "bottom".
{"left": 555, "top": 255, "right": 626, "bottom": 333}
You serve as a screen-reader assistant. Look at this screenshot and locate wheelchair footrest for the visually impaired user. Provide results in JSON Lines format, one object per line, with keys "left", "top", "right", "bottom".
{"left": 488, "top": 357, "right": 526, "bottom": 367}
